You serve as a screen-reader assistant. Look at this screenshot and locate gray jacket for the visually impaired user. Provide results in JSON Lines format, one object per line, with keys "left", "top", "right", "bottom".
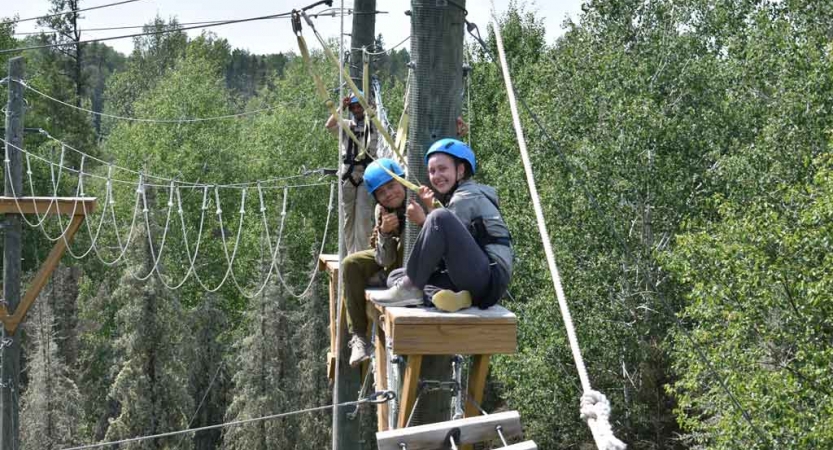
{"left": 446, "top": 180, "right": 513, "bottom": 280}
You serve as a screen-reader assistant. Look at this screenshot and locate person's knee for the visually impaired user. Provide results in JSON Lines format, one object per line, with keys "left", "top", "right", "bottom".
{"left": 342, "top": 254, "right": 361, "bottom": 278}
{"left": 425, "top": 208, "right": 455, "bottom": 226}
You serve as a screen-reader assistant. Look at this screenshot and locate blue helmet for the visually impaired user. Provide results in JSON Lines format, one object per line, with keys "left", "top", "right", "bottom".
{"left": 349, "top": 90, "right": 364, "bottom": 105}
{"left": 425, "top": 138, "right": 476, "bottom": 175}
{"left": 364, "top": 158, "right": 405, "bottom": 195}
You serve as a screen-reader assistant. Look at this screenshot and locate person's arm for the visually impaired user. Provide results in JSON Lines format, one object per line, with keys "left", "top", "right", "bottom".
{"left": 374, "top": 208, "right": 400, "bottom": 267}
{"left": 325, "top": 96, "right": 352, "bottom": 135}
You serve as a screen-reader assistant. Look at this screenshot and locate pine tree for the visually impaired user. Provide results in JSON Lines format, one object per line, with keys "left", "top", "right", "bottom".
{"left": 104, "top": 187, "right": 193, "bottom": 449}
{"left": 222, "top": 255, "right": 294, "bottom": 450}
{"left": 20, "top": 289, "right": 82, "bottom": 449}
{"left": 185, "top": 294, "right": 229, "bottom": 450}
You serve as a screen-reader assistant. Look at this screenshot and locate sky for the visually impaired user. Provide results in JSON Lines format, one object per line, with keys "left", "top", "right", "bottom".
{"left": 4, "top": 0, "right": 584, "bottom": 56}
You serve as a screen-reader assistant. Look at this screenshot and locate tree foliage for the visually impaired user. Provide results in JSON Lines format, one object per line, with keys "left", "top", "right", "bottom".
{"left": 6, "top": 1, "right": 832, "bottom": 448}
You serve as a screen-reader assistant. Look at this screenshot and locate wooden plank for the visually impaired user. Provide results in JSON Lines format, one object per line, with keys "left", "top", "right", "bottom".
{"left": 465, "top": 355, "right": 490, "bottom": 419}
{"left": 390, "top": 323, "right": 517, "bottom": 355}
{"left": 377, "top": 411, "right": 523, "bottom": 450}
{"left": 0, "top": 197, "right": 96, "bottom": 216}
{"left": 326, "top": 351, "right": 336, "bottom": 380}
{"left": 373, "top": 317, "right": 389, "bottom": 432}
{"left": 397, "top": 354, "right": 422, "bottom": 429}
{"left": 385, "top": 304, "right": 517, "bottom": 325}
{"left": 0, "top": 215, "right": 84, "bottom": 334}
{"left": 318, "top": 253, "right": 339, "bottom": 272}
{"left": 501, "top": 441, "right": 538, "bottom": 450}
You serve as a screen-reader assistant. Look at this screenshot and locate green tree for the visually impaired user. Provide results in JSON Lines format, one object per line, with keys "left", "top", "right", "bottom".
{"left": 103, "top": 218, "right": 194, "bottom": 449}
{"left": 20, "top": 296, "right": 82, "bottom": 449}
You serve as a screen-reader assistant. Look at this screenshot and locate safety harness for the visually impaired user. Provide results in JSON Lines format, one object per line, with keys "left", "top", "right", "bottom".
{"left": 342, "top": 119, "right": 374, "bottom": 186}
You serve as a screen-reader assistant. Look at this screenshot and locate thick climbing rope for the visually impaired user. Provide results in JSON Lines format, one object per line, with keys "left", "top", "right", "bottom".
{"left": 489, "top": 3, "right": 626, "bottom": 449}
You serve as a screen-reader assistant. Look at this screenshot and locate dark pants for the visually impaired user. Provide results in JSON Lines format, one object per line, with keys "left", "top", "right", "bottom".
{"left": 389, "top": 208, "right": 507, "bottom": 307}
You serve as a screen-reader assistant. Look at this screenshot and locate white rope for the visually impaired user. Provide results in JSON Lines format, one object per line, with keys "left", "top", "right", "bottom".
{"left": 20, "top": 80, "right": 280, "bottom": 124}
{"left": 489, "top": 4, "right": 626, "bottom": 449}
{"left": 3, "top": 134, "right": 335, "bottom": 297}
{"left": 37, "top": 128, "right": 320, "bottom": 189}
{"left": 267, "top": 184, "right": 336, "bottom": 299}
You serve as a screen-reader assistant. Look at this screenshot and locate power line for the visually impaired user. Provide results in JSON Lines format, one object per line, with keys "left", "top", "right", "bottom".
{"left": 11, "top": 8, "right": 375, "bottom": 36}
{"left": 0, "top": 0, "right": 143, "bottom": 27}
{"left": 0, "top": 9, "right": 300, "bottom": 54}
{"left": 13, "top": 20, "right": 231, "bottom": 36}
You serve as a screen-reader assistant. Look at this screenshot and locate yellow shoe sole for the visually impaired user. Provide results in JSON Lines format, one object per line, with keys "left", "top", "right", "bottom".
{"left": 431, "top": 290, "right": 472, "bottom": 313}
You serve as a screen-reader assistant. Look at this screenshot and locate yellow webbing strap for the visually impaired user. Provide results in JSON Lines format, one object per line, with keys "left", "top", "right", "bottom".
{"left": 394, "top": 75, "right": 410, "bottom": 161}
{"left": 301, "top": 12, "right": 405, "bottom": 165}
{"left": 295, "top": 31, "right": 419, "bottom": 193}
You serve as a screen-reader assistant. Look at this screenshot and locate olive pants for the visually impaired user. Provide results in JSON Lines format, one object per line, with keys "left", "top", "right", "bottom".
{"left": 341, "top": 249, "right": 381, "bottom": 336}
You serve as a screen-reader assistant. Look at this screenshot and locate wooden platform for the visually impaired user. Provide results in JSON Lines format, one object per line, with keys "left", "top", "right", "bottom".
{"left": 318, "top": 254, "right": 519, "bottom": 439}
{"left": 367, "top": 290, "right": 517, "bottom": 355}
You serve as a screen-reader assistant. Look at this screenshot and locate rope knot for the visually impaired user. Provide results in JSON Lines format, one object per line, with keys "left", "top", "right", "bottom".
{"left": 579, "top": 390, "right": 627, "bottom": 450}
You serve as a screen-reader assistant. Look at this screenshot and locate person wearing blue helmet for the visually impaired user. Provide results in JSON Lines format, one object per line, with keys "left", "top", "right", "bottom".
{"left": 341, "top": 158, "right": 408, "bottom": 366}
{"left": 371, "top": 138, "right": 513, "bottom": 313}
{"left": 325, "top": 90, "right": 378, "bottom": 254}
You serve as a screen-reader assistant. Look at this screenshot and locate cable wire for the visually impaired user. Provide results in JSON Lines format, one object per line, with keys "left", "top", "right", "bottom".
{"left": 59, "top": 392, "right": 392, "bottom": 450}
{"left": 0, "top": 9, "right": 297, "bottom": 54}
{"left": 0, "top": 0, "right": 143, "bottom": 26}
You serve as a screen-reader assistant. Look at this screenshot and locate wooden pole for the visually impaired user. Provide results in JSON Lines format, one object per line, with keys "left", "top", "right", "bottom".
{"left": 403, "top": 0, "right": 467, "bottom": 427}
{"left": 334, "top": 3, "right": 377, "bottom": 449}
{"left": 349, "top": 0, "right": 377, "bottom": 92}
{"left": 1, "top": 56, "right": 25, "bottom": 450}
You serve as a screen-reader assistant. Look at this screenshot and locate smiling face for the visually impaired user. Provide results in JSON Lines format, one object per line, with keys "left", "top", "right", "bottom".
{"left": 427, "top": 153, "right": 466, "bottom": 194}
{"left": 374, "top": 179, "right": 406, "bottom": 209}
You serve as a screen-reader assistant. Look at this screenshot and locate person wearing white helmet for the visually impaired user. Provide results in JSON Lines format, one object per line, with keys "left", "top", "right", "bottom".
{"left": 325, "top": 91, "right": 378, "bottom": 254}
{"left": 342, "top": 158, "right": 408, "bottom": 366}
{"left": 370, "top": 138, "right": 513, "bottom": 313}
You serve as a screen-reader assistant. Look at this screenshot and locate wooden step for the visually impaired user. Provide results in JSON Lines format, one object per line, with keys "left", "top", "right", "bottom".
{"left": 376, "top": 411, "right": 523, "bottom": 450}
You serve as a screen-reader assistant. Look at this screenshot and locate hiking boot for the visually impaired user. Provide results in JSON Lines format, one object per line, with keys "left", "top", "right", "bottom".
{"left": 431, "top": 290, "right": 472, "bottom": 313}
{"left": 349, "top": 334, "right": 371, "bottom": 367}
{"left": 369, "top": 277, "right": 424, "bottom": 307}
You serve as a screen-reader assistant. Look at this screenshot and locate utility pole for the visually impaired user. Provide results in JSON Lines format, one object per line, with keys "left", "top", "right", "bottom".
{"left": 349, "top": 0, "right": 377, "bottom": 93}
{"left": 403, "top": 0, "right": 467, "bottom": 426}
{"left": 1, "top": 56, "right": 25, "bottom": 450}
{"left": 333, "top": 3, "right": 377, "bottom": 450}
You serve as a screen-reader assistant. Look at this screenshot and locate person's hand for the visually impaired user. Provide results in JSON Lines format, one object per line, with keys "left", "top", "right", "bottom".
{"left": 418, "top": 186, "right": 436, "bottom": 211}
{"left": 341, "top": 95, "right": 352, "bottom": 110}
{"left": 406, "top": 199, "right": 427, "bottom": 226}
{"left": 456, "top": 116, "right": 469, "bottom": 137}
{"left": 379, "top": 212, "right": 399, "bottom": 234}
